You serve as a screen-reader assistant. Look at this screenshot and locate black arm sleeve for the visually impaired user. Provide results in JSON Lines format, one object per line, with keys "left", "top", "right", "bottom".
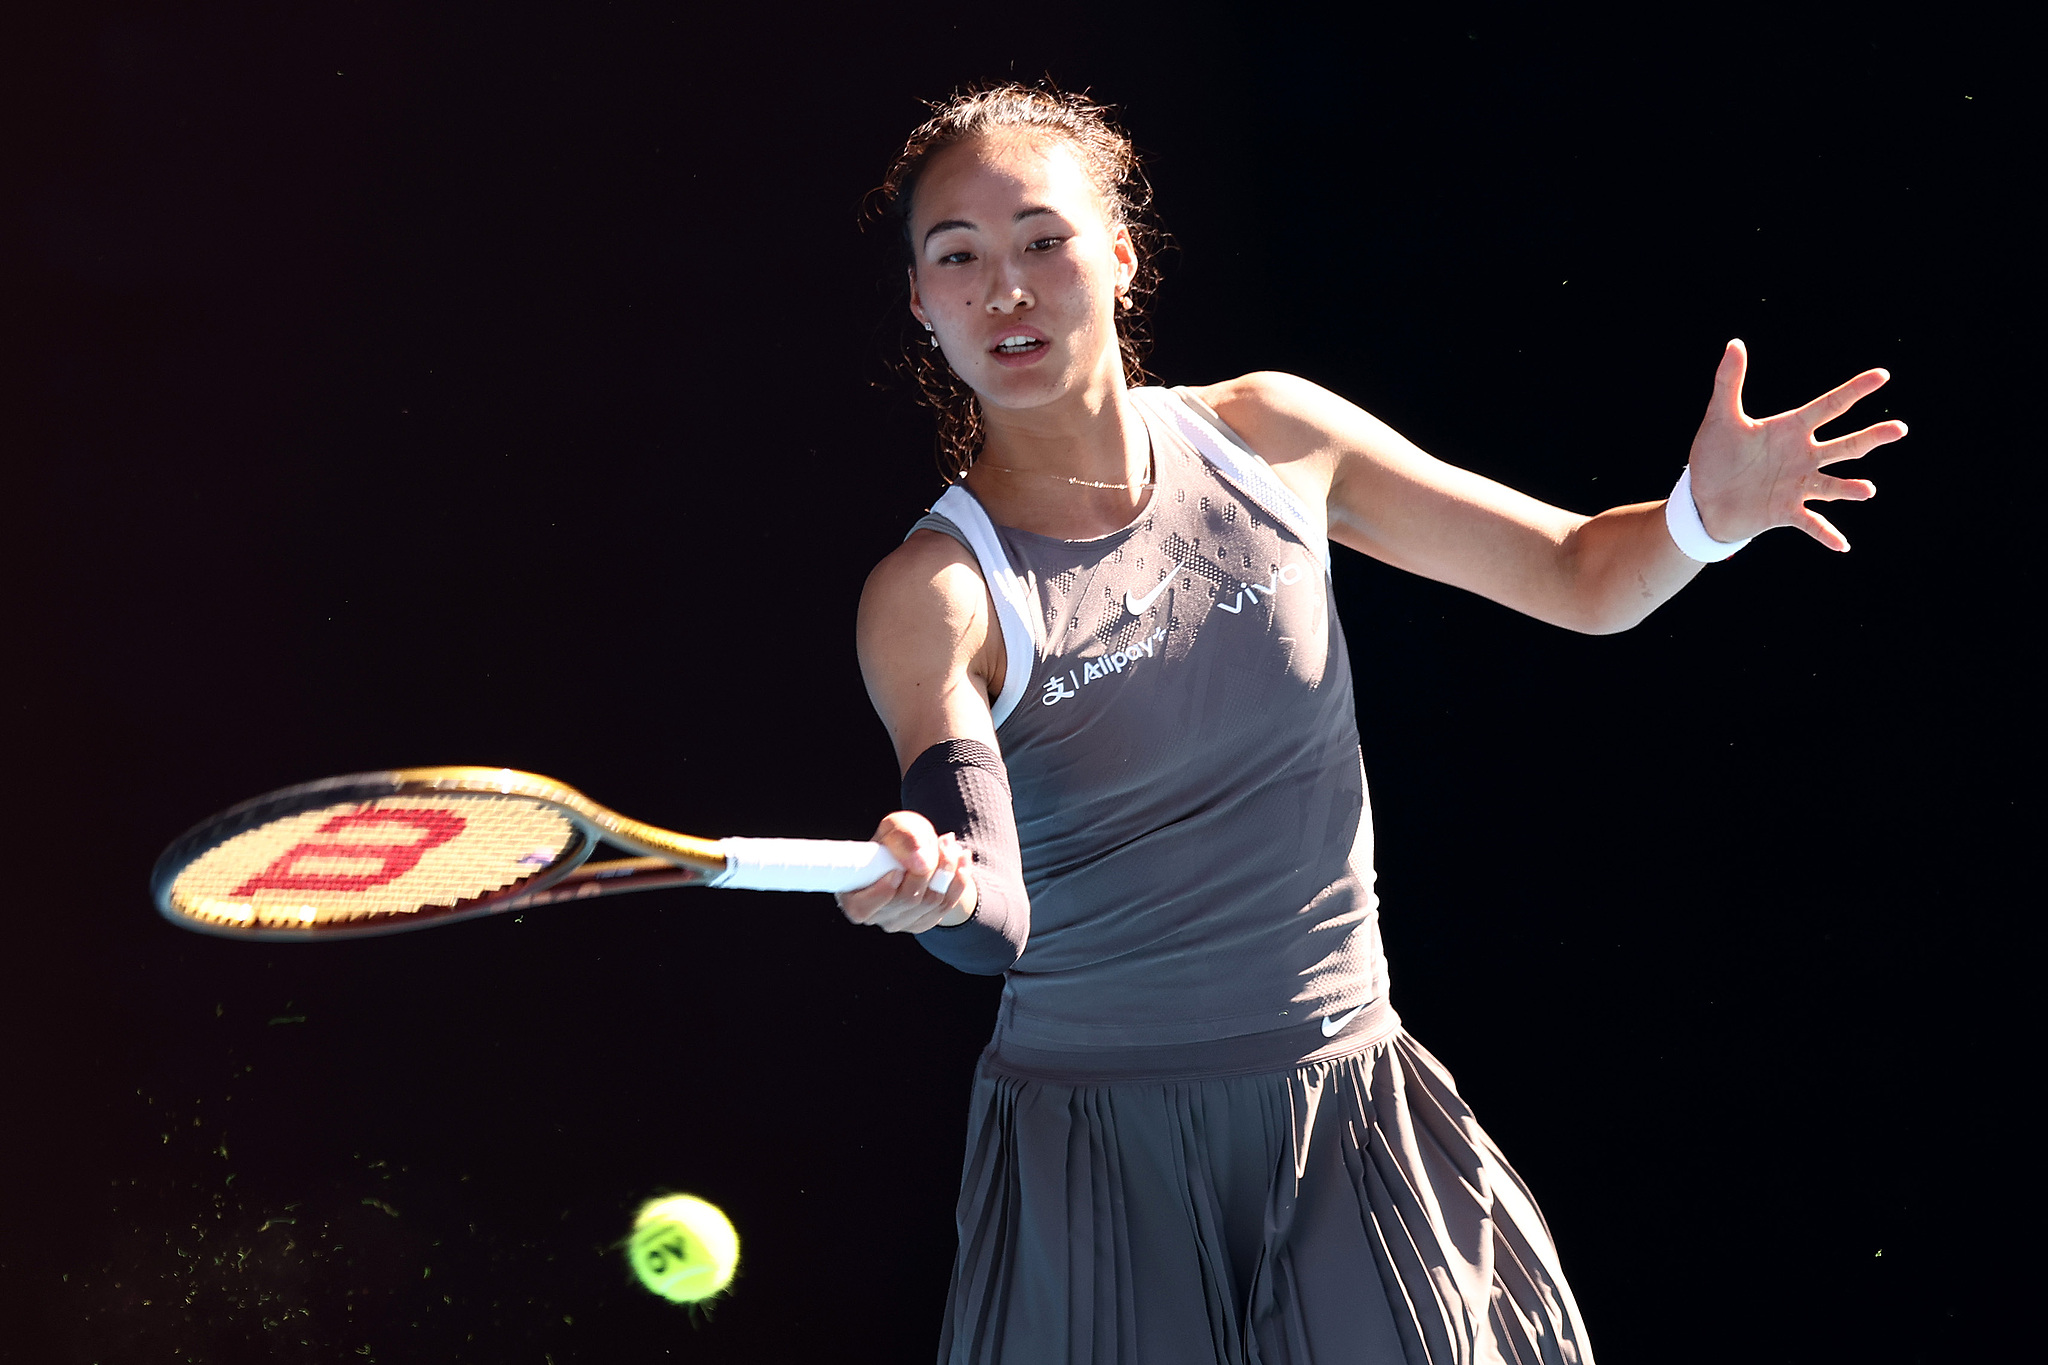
{"left": 902, "top": 738, "right": 1029, "bottom": 975}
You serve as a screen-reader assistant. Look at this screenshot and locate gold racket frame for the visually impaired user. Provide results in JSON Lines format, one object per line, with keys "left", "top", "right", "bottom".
{"left": 152, "top": 767, "right": 732, "bottom": 940}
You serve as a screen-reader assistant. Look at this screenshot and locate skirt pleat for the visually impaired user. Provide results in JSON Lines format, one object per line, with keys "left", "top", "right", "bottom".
{"left": 936, "top": 1032, "right": 1591, "bottom": 1365}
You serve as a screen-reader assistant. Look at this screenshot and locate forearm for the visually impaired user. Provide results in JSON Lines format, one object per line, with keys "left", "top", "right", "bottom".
{"left": 1553, "top": 499, "right": 1704, "bottom": 634}
{"left": 901, "top": 739, "right": 1029, "bottom": 975}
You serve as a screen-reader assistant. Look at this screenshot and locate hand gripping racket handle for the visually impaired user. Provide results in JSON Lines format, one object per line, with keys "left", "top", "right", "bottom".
{"left": 710, "top": 838, "right": 954, "bottom": 896}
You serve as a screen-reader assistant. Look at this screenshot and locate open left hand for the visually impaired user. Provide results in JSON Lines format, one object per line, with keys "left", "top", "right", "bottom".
{"left": 1686, "top": 339, "right": 1908, "bottom": 551}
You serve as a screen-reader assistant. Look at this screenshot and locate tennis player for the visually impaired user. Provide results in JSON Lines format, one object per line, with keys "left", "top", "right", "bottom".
{"left": 836, "top": 86, "right": 1902, "bottom": 1365}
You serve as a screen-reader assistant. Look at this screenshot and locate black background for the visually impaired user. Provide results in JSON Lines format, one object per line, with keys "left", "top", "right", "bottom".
{"left": 2, "top": 3, "right": 2029, "bottom": 1362}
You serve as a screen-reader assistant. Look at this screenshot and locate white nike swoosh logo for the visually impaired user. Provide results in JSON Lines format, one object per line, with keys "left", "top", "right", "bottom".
{"left": 1124, "top": 573, "right": 1173, "bottom": 616}
{"left": 1321, "top": 1004, "right": 1366, "bottom": 1038}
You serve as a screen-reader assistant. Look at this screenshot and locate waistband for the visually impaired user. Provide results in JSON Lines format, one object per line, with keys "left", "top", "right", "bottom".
{"left": 982, "top": 995, "right": 1402, "bottom": 1084}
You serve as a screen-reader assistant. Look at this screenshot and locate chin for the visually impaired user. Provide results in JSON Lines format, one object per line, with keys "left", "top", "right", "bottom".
{"left": 970, "top": 358, "right": 1076, "bottom": 411}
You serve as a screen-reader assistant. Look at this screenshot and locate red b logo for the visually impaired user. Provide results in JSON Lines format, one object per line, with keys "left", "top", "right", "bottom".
{"left": 230, "top": 808, "right": 467, "bottom": 897}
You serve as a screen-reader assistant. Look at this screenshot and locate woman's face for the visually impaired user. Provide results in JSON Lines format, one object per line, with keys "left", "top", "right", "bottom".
{"left": 908, "top": 132, "right": 1136, "bottom": 416}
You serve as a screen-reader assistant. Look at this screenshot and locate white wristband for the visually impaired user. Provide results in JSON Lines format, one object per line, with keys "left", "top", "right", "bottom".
{"left": 1664, "top": 466, "right": 1751, "bottom": 563}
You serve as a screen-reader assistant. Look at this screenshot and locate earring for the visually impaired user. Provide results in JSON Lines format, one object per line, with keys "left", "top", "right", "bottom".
{"left": 923, "top": 321, "right": 938, "bottom": 347}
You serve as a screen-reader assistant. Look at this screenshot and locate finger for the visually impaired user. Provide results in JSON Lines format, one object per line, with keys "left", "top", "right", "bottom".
{"left": 885, "top": 838, "right": 949, "bottom": 910}
{"left": 934, "top": 835, "right": 971, "bottom": 913}
{"left": 904, "top": 898, "right": 954, "bottom": 935}
{"left": 836, "top": 870, "right": 906, "bottom": 924}
{"left": 874, "top": 903, "right": 933, "bottom": 933}
{"left": 883, "top": 877, "right": 959, "bottom": 932}
{"left": 1793, "top": 367, "right": 1888, "bottom": 432}
{"left": 1815, "top": 419, "right": 1908, "bottom": 466}
{"left": 1711, "top": 338, "right": 1749, "bottom": 420}
{"left": 871, "top": 811, "right": 940, "bottom": 895}
{"left": 1794, "top": 506, "right": 1849, "bottom": 552}
{"left": 918, "top": 834, "right": 952, "bottom": 901}
{"left": 1805, "top": 473, "right": 1876, "bottom": 503}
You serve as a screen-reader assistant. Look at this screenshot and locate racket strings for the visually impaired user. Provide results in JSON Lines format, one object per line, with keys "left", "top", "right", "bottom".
{"left": 168, "top": 795, "right": 579, "bottom": 929}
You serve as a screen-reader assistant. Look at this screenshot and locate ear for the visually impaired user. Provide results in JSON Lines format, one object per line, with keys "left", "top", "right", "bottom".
{"left": 1111, "top": 223, "right": 1138, "bottom": 295}
{"left": 907, "top": 267, "right": 929, "bottom": 328}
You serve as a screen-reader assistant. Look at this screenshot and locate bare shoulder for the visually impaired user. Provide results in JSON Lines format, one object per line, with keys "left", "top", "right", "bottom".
{"left": 857, "top": 528, "right": 1004, "bottom": 765}
{"left": 1190, "top": 372, "right": 1372, "bottom": 449}
{"left": 1184, "top": 371, "right": 1365, "bottom": 505}
{"left": 859, "top": 529, "right": 990, "bottom": 643}
{"left": 1188, "top": 370, "right": 1331, "bottom": 420}
{"left": 1193, "top": 371, "right": 1417, "bottom": 465}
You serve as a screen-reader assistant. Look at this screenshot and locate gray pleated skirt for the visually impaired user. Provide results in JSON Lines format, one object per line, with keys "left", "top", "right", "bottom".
{"left": 937, "top": 1016, "right": 1591, "bottom": 1365}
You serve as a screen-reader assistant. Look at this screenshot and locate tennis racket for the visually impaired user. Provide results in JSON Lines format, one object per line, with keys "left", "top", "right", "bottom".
{"left": 152, "top": 766, "right": 933, "bottom": 940}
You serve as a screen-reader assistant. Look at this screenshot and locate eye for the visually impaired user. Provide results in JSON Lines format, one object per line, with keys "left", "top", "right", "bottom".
{"left": 1025, "top": 236, "right": 1068, "bottom": 252}
{"left": 936, "top": 250, "right": 975, "bottom": 266}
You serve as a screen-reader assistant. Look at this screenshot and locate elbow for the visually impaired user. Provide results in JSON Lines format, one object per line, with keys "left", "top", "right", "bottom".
{"left": 1554, "top": 590, "right": 1657, "bottom": 636}
{"left": 1551, "top": 501, "right": 1696, "bottom": 637}
{"left": 1566, "top": 590, "right": 1666, "bottom": 636}
{"left": 1553, "top": 531, "right": 1665, "bottom": 636}
{"left": 1567, "top": 606, "right": 1644, "bottom": 636}
{"left": 915, "top": 905, "right": 1027, "bottom": 975}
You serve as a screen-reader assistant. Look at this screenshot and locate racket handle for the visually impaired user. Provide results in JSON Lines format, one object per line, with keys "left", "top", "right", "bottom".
{"left": 712, "top": 838, "right": 954, "bottom": 896}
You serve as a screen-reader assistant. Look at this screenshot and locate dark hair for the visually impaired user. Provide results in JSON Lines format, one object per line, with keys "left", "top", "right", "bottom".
{"left": 873, "top": 83, "right": 1163, "bottom": 482}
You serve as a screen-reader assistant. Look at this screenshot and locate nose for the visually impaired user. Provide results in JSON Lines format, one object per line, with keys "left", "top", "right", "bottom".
{"left": 985, "top": 286, "right": 1034, "bottom": 316}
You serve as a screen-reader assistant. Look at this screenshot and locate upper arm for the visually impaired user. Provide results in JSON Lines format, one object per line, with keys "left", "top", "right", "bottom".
{"left": 856, "top": 530, "right": 1005, "bottom": 773}
{"left": 1195, "top": 372, "right": 1609, "bottom": 630}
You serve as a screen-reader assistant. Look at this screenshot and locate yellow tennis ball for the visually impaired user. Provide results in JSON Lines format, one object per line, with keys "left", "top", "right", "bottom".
{"left": 628, "top": 1194, "right": 739, "bottom": 1304}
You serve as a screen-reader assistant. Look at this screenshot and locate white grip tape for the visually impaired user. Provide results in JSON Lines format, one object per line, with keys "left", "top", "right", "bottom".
{"left": 713, "top": 838, "right": 952, "bottom": 895}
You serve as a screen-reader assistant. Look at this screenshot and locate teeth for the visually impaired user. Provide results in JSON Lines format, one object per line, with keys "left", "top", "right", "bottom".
{"left": 996, "top": 335, "right": 1040, "bottom": 351}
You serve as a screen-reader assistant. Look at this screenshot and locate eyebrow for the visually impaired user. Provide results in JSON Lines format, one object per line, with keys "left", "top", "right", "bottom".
{"left": 922, "top": 205, "right": 1063, "bottom": 246}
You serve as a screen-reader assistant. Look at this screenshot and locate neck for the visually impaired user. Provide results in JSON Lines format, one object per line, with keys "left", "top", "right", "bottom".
{"left": 964, "top": 369, "right": 1152, "bottom": 539}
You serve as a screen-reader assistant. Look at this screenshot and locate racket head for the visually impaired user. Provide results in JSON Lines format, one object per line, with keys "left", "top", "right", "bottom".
{"left": 152, "top": 767, "right": 724, "bottom": 940}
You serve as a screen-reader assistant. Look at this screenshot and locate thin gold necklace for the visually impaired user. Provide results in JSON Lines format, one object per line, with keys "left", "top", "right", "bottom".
{"left": 972, "top": 435, "right": 1155, "bottom": 491}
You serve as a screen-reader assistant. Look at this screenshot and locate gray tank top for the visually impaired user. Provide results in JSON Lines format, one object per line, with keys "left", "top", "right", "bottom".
{"left": 913, "top": 386, "right": 1386, "bottom": 1054}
